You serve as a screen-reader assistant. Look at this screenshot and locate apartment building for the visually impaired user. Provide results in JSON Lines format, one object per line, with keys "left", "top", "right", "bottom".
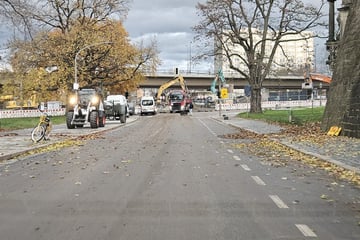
{"left": 214, "top": 28, "right": 314, "bottom": 77}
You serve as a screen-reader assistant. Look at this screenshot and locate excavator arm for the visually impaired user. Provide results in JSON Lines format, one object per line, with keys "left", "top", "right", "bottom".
{"left": 156, "top": 75, "right": 188, "bottom": 104}
{"left": 210, "top": 69, "right": 226, "bottom": 94}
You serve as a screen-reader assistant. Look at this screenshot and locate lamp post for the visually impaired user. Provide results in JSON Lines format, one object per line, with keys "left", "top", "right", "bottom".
{"left": 74, "top": 41, "right": 113, "bottom": 90}
{"left": 326, "top": 0, "right": 337, "bottom": 70}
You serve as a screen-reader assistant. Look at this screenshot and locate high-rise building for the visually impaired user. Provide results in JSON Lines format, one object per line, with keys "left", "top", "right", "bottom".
{"left": 214, "top": 28, "right": 314, "bottom": 77}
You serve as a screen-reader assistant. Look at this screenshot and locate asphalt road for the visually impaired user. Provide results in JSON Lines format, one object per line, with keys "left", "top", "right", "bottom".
{"left": 0, "top": 112, "right": 359, "bottom": 240}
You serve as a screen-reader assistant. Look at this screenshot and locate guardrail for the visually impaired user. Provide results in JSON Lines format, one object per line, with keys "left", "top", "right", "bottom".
{"left": 0, "top": 108, "right": 66, "bottom": 119}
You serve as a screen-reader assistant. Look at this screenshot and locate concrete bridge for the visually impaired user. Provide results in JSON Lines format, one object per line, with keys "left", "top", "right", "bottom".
{"left": 139, "top": 72, "right": 329, "bottom": 90}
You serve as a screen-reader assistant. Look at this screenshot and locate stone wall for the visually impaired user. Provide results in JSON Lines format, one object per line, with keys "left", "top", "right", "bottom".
{"left": 321, "top": 0, "right": 360, "bottom": 138}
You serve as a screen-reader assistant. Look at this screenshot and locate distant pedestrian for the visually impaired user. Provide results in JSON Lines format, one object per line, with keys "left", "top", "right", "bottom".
{"left": 189, "top": 102, "right": 193, "bottom": 115}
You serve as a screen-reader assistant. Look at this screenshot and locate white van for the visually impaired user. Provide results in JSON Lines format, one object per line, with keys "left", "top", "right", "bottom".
{"left": 140, "top": 96, "right": 157, "bottom": 115}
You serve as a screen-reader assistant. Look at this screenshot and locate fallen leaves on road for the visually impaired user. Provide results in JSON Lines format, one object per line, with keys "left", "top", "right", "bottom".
{"left": 20, "top": 139, "right": 83, "bottom": 158}
{"left": 223, "top": 123, "right": 360, "bottom": 186}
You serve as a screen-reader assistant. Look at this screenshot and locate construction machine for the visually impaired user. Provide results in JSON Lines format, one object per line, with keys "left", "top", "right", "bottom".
{"left": 156, "top": 75, "right": 192, "bottom": 114}
{"left": 66, "top": 88, "right": 106, "bottom": 129}
{"left": 156, "top": 75, "right": 189, "bottom": 104}
{"left": 4, "top": 94, "right": 38, "bottom": 109}
{"left": 210, "top": 69, "right": 226, "bottom": 94}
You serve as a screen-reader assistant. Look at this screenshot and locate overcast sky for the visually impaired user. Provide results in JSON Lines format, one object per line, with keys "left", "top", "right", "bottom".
{"left": 123, "top": 0, "right": 210, "bottom": 73}
{"left": 0, "top": 0, "right": 336, "bottom": 73}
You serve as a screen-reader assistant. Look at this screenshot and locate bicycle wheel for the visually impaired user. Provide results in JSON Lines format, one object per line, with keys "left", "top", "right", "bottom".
{"left": 31, "top": 125, "right": 45, "bottom": 142}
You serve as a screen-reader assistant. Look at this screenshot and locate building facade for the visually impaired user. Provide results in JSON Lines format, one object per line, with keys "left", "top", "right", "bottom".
{"left": 215, "top": 28, "right": 314, "bottom": 77}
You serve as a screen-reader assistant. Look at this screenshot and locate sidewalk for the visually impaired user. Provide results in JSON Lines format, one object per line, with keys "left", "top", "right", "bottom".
{"left": 0, "top": 116, "right": 139, "bottom": 163}
{"left": 218, "top": 113, "right": 360, "bottom": 174}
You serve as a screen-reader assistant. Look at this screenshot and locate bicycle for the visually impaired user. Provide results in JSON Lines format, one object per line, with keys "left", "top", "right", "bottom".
{"left": 31, "top": 108, "right": 52, "bottom": 142}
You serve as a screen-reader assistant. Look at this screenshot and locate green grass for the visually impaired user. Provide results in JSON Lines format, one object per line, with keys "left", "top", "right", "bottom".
{"left": 0, "top": 115, "right": 66, "bottom": 131}
{"left": 239, "top": 107, "right": 325, "bottom": 125}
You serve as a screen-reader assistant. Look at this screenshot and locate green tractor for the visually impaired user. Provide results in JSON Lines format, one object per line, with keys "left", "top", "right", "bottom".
{"left": 66, "top": 88, "right": 106, "bottom": 129}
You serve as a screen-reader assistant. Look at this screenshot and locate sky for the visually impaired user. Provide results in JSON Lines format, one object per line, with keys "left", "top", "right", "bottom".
{"left": 123, "top": 0, "right": 208, "bottom": 73}
{"left": 0, "top": 0, "right": 206, "bottom": 72}
{"left": 0, "top": 0, "right": 336, "bottom": 73}
{"left": 122, "top": 0, "right": 334, "bottom": 74}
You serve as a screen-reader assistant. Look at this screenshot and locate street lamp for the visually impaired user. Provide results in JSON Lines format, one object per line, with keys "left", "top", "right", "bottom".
{"left": 74, "top": 41, "right": 113, "bottom": 90}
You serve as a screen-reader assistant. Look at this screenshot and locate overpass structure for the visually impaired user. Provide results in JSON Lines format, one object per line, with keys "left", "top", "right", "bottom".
{"left": 139, "top": 72, "right": 330, "bottom": 90}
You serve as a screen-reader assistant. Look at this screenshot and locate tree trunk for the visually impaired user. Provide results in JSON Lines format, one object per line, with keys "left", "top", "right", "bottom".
{"left": 250, "top": 87, "right": 262, "bottom": 113}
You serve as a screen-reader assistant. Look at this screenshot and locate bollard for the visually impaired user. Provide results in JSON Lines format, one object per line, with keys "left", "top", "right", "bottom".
{"left": 288, "top": 108, "right": 292, "bottom": 123}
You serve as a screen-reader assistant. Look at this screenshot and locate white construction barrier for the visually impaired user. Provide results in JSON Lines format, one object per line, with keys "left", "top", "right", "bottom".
{"left": 215, "top": 100, "right": 327, "bottom": 111}
{"left": 0, "top": 108, "right": 66, "bottom": 119}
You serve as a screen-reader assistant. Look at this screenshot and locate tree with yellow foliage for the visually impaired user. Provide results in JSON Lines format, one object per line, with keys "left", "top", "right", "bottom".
{"left": 7, "top": 19, "right": 160, "bottom": 103}
{"left": 3, "top": 0, "right": 159, "bottom": 104}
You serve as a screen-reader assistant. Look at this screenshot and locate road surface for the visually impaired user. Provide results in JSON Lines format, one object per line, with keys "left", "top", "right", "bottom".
{"left": 0, "top": 112, "right": 359, "bottom": 240}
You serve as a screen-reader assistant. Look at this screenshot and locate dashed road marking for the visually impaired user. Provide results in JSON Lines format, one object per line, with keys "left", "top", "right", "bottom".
{"left": 269, "top": 195, "right": 289, "bottom": 209}
{"left": 227, "top": 149, "right": 234, "bottom": 154}
{"left": 198, "top": 118, "right": 217, "bottom": 136}
{"left": 251, "top": 176, "right": 266, "bottom": 186}
{"left": 241, "top": 164, "right": 251, "bottom": 171}
{"left": 295, "top": 224, "right": 317, "bottom": 237}
{"left": 233, "top": 155, "right": 241, "bottom": 161}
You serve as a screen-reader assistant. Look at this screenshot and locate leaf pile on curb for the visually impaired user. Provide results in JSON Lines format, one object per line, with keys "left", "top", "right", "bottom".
{"left": 22, "top": 139, "right": 83, "bottom": 158}
{"left": 222, "top": 124, "right": 360, "bottom": 186}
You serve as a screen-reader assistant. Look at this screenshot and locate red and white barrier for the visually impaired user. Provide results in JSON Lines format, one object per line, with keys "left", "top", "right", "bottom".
{"left": 0, "top": 108, "right": 66, "bottom": 119}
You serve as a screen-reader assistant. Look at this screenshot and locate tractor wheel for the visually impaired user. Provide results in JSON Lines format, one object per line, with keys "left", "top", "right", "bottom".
{"left": 89, "top": 111, "right": 99, "bottom": 128}
{"left": 120, "top": 113, "right": 126, "bottom": 123}
{"left": 66, "top": 112, "right": 75, "bottom": 129}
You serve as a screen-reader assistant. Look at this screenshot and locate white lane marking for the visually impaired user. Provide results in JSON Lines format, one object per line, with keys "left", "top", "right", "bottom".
{"left": 295, "top": 224, "right": 317, "bottom": 237}
{"left": 241, "top": 164, "right": 251, "bottom": 171}
{"left": 198, "top": 118, "right": 217, "bottom": 136}
{"left": 227, "top": 149, "right": 234, "bottom": 154}
{"left": 251, "top": 176, "right": 266, "bottom": 186}
{"left": 269, "top": 195, "right": 289, "bottom": 209}
{"left": 233, "top": 155, "right": 241, "bottom": 161}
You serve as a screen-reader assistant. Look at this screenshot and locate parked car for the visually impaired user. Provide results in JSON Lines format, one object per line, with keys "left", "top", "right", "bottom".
{"left": 140, "top": 96, "right": 157, "bottom": 115}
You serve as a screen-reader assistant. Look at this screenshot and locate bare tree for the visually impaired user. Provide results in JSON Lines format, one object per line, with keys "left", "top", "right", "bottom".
{"left": 194, "top": 0, "right": 327, "bottom": 113}
{"left": 1, "top": 0, "right": 130, "bottom": 38}
{"left": 0, "top": 0, "right": 34, "bottom": 39}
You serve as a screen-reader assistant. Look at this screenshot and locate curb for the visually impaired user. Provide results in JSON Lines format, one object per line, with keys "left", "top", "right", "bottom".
{"left": 214, "top": 117, "right": 360, "bottom": 175}
{"left": 0, "top": 116, "right": 140, "bottom": 163}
